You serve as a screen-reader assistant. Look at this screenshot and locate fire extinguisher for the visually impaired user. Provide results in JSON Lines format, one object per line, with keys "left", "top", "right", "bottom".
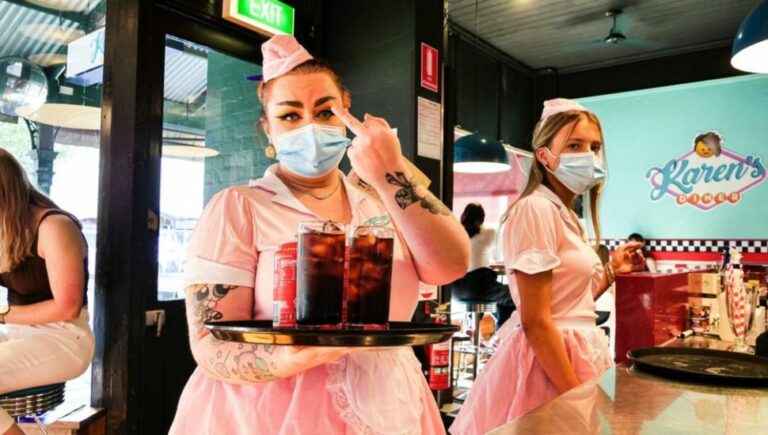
{"left": 424, "top": 303, "right": 451, "bottom": 392}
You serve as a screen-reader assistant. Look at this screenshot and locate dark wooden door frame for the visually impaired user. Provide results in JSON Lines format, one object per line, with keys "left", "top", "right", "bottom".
{"left": 94, "top": 2, "right": 268, "bottom": 433}
{"left": 94, "top": 1, "right": 157, "bottom": 433}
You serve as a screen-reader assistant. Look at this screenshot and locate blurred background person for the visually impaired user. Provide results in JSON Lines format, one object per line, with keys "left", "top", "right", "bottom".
{"left": 454, "top": 203, "right": 515, "bottom": 327}
{"left": 628, "top": 233, "right": 657, "bottom": 272}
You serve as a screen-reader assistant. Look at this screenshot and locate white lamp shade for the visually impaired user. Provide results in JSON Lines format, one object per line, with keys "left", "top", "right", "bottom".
{"left": 22, "top": 103, "right": 101, "bottom": 130}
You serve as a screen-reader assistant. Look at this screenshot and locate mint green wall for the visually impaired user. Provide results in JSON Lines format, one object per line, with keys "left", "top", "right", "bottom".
{"left": 579, "top": 75, "right": 768, "bottom": 240}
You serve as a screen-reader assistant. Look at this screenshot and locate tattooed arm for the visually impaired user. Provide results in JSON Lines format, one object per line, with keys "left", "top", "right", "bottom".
{"left": 186, "top": 284, "right": 352, "bottom": 384}
{"left": 332, "top": 105, "right": 470, "bottom": 284}
{"left": 373, "top": 171, "right": 470, "bottom": 284}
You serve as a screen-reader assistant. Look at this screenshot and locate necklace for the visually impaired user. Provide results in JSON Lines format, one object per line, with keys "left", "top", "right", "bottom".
{"left": 287, "top": 175, "right": 343, "bottom": 200}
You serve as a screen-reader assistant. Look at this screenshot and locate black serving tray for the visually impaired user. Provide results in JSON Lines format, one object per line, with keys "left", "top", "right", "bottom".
{"left": 205, "top": 320, "right": 459, "bottom": 347}
{"left": 627, "top": 347, "right": 768, "bottom": 387}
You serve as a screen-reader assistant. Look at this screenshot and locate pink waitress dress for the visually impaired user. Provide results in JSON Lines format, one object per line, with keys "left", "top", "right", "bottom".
{"left": 169, "top": 165, "right": 444, "bottom": 435}
{"left": 450, "top": 185, "right": 613, "bottom": 435}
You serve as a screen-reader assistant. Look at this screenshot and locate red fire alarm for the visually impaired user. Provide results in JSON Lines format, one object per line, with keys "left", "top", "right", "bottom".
{"left": 421, "top": 43, "right": 439, "bottom": 93}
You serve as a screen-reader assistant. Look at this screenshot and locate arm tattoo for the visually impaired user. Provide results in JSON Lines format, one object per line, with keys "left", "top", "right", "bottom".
{"left": 233, "top": 344, "right": 278, "bottom": 382}
{"left": 191, "top": 286, "right": 281, "bottom": 383}
{"left": 203, "top": 343, "right": 278, "bottom": 382}
{"left": 385, "top": 171, "right": 451, "bottom": 216}
{"left": 191, "top": 284, "right": 236, "bottom": 331}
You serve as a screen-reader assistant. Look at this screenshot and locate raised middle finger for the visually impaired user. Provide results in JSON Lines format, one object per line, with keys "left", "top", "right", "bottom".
{"left": 331, "top": 105, "right": 367, "bottom": 137}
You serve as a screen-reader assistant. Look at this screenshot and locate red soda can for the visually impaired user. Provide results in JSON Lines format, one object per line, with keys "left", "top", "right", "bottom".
{"left": 273, "top": 241, "right": 297, "bottom": 327}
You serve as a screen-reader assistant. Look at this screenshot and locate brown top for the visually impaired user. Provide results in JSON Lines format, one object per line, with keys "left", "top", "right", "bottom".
{"left": 0, "top": 210, "right": 88, "bottom": 306}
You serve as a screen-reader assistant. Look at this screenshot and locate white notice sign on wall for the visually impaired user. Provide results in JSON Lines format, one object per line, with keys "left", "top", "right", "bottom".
{"left": 417, "top": 96, "right": 442, "bottom": 160}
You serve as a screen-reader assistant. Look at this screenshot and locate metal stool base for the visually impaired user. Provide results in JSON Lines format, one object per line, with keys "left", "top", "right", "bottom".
{"left": 0, "top": 384, "right": 65, "bottom": 435}
{"left": 0, "top": 385, "right": 65, "bottom": 417}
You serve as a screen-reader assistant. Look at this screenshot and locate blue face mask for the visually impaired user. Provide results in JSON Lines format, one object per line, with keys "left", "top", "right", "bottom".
{"left": 545, "top": 149, "right": 607, "bottom": 194}
{"left": 272, "top": 124, "right": 351, "bottom": 177}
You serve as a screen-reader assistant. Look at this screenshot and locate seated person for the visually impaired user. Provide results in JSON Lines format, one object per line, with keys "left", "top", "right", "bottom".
{"left": 0, "top": 149, "right": 94, "bottom": 435}
{"left": 453, "top": 203, "right": 516, "bottom": 327}
{"left": 627, "top": 233, "right": 657, "bottom": 272}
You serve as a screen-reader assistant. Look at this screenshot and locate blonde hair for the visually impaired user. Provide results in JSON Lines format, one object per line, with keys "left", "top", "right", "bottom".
{"left": 502, "top": 110, "right": 606, "bottom": 245}
{"left": 0, "top": 147, "right": 58, "bottom": 272}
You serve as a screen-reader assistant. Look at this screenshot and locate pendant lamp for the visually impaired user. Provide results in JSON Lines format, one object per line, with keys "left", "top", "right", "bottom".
{"left": 23, "top": 71, "right": 102, "bottom": 130}
{"left": 731, "top": 0, "right": 768, "bottom": 73}
{"left": 453, "top": 132, "right": 510, "bottom": 174}
{"left": 452, "top": 0, "right": 511, "bottom": 174}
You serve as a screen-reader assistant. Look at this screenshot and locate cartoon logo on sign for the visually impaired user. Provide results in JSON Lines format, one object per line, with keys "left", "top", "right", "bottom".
{"left": 646, "top": 131, "right": 766, "bottom": 211}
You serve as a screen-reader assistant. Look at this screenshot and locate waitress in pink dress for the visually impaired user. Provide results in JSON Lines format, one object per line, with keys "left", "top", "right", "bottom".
{"left": 169, "top": 35, "right": 470, "bottom": 435}
{"left": 450, "top": 99, "right": 643, "bottom": 434}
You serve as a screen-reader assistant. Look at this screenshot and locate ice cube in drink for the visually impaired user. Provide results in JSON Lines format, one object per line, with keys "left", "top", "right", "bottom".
{"left": 296, "top": 222, "right": 346, "bottom": 326}
{"left": 347, "top": 226, "right": 394, "bottom": 325}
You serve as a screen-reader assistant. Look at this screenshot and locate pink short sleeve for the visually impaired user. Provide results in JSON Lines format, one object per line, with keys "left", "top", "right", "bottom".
{"left": 502, "top": 197, "right": 561, "bottom": 275}
{"left": 184, "top": 187, "right": 257, "bottom": 287}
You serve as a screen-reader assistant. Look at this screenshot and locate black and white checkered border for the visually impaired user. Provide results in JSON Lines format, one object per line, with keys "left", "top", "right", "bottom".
{"left": 662, "top": 264, "right": 719, "bottom": 273}
{"left": 600, "top": 239, "right": 768, "bottom": 254}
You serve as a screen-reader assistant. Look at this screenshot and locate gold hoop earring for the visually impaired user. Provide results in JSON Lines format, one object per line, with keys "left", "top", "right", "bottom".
{"left": 265, "top": 145, "right": 276, "bottom": 159}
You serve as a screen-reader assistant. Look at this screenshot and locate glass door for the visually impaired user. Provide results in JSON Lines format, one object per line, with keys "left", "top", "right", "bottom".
{"left": 135, "top": 7, "right": 268, "bottom": 430}
{"left": 157, "top": 35, "right": 270, "bottom": 301}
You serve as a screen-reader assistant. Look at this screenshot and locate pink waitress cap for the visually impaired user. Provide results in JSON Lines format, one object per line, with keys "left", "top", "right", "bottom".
{"left": 540, "top": 98, "right": 589, "bottom": 120}
{"left": 259, "top": 35, "right": 313, "bottom": 83}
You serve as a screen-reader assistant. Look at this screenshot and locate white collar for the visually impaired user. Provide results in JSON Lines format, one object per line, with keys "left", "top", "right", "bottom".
{"left": 533, "top": 185, "right": 585, "bottom": 237}
{"left": 534, "top": 185, "right": 568, "bottom": 211}
{"left": 248, "top": 164, "right": 367, "bottom": 216}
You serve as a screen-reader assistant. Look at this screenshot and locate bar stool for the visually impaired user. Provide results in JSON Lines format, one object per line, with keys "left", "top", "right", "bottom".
{"left": 457, "top": 300, "right": 497, "bottom": 381}
{"left": 0, "top": 383, "right": 65, "bottom": 434}
{"left": 596, "top": 310, "right": 610, "bottom": 336}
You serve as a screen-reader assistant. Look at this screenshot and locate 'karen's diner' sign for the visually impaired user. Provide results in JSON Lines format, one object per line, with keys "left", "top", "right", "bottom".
{"left": 646, "top": 131, "right": 766, "bottom": 211}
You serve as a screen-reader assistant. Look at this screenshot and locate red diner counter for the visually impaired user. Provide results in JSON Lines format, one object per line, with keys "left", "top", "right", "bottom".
{"left": 614, "top": 271, "right": 689, "bottom": 363}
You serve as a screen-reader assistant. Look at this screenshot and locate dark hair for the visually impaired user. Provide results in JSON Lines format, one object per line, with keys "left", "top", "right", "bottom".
{"left": 627, "top": 233, "right": 644, "bottom": 243}
{"left": 258, "top": 58, "right": 348, "bottom": 120}
{"left": 628, "top": 233, "right": 651, "bottom": 258}
{"left": 693, "top": 131, "right": 723, "bottom": 156}
{"left": 460, "top": 203, "right": 485, "bottom": 238}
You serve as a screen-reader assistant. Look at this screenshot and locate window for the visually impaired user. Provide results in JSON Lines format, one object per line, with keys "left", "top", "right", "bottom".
{"left": 0, "top": 0, "right": 107, "bottom": 407}
{"left": 158, "top": 35, "right": 269, "bottom": 300}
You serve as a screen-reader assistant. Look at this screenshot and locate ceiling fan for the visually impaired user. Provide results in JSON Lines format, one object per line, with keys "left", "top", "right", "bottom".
{"left": 565, "top": 9, "right": 664, "bottom": 52}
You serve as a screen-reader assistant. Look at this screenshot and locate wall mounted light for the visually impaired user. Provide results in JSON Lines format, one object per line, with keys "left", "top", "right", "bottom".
{"left": 731, "top": 0, "right": 768, "bottom": 73}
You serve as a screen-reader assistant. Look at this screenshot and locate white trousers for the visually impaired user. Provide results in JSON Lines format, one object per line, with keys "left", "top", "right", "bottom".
{"left": 0, "top": 309, "right": 94, "bottom": 432}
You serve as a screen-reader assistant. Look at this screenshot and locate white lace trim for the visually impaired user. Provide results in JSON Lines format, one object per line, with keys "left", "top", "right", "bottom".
{"left": 326, "top": 356, "right": 377, "bottom": 435}
{"left": 581, "top": 328, "right": 614, "bottom": 371}
{"left": 325, "top": 352, "right": 425, "bottom": 435}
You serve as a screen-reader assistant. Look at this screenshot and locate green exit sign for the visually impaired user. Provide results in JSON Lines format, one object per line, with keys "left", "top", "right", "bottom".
{"left": 223, "top": 0, "right": 295, "bottom": 36}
